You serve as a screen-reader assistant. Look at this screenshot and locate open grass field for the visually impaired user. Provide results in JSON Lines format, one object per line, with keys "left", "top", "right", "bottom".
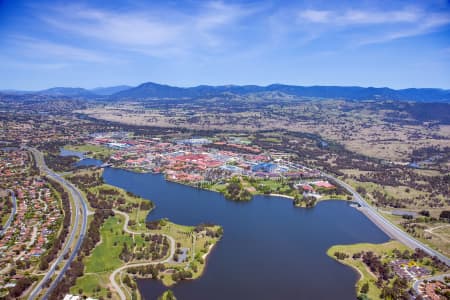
{"left": 84, "top": 215, "right": 135, "bottom": 273}
{"left": 70, "top": 273, "right": 112, "bottom": 299}
{"left": 71, "top": 214, "right": 135, "bottom": 299}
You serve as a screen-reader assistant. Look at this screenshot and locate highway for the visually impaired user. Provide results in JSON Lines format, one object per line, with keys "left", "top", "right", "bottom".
{"left": 0, "top": 189, "right": 16, "bottom": 236}
{"left": 27, "top": 148, "right": 89, "bottom": 300}
{"left": 323, "top": 173, "right": 450, "bottom": 266}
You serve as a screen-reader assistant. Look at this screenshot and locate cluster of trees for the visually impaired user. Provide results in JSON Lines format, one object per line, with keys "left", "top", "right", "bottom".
{"left": 392, "top": 248, "right": 448, "bottom": 272}
{"left": 39, "top": 140, "right": 69, "bottom": 154}
{"left": 362, "top": 252, "right": 391, "bottom": 282}
{"left": 68, "top": 171, "right": 104, "bottom": 190}
{"left": 146, "top": 219, "right": 163, "bottom": 230}
{"left": 44, "top": 153, "right": 79, "bottom": 172}
{"left": 120, "top": 242, "right": 133, "bottom": 262}
{"left": 119, "top": 234, "right": 169, "bottom": 262}
{"left": 333, "top": 252, "right": 349, "bottom": 260}
{"left": 194, "top": 223, "right": 223, "bottom": 238}
{"left": 122, "top": 274, "right": 136, "bottom": 289}
{"left": 0, "top": 195, "right": 13, "bottom": 230}
{"left": 171, "top": 269, "right": 193, "bottom": 282}
{"left": 379, "top": 277, "right": 409, "bottom": 300}
{"left": 360, "top": 282, "right": 369, "bottom": 295}
{"left": 85, "top": 190, "right": 115, "bottom": 210}
{"left": 224, "top": 177, "right": 252, "bottom": 201}
{"left": 293, "top": 195, "right": 317, "bottom": 208}
{"left": 48, "top": 259, "right": 84, "bottom": 300}
{"left": 127, "top": 263, "right": 165, "bottom": 279}
{"left": 158, "top": 290, "right": 177, "bottom": 300}
{"left": 147, "top": 235, "right": 170, "bottom": 260}
{"left": 5, "top": 276, "right": 37, "bottom": 299}
{"left": 39, "top": 178, "right": 71, "bottom": 270}
{"left": 440, "top": 210, "right": 450, "bottom": 221}
{"left": 410, "top": 146, "right": 450, "bottom": 166}
{"left": 81, "top": 209, "right": 114, "bottom": 256}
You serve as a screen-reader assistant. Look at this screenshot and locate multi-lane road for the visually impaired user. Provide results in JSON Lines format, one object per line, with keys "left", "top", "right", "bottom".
{"left": 0, "top": 189, "right": 16, "bottom": 237}
{"left": 27, "top": 148, "right": 89, "bottom": 300}
{"left": 323, "top": 173, "right": 450, "bottom": 266}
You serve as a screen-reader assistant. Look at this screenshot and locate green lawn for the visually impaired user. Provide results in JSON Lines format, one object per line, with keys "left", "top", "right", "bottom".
{"left": 70, "top": 273, "right": 111, "bottom": 298}
{"left": 85, "top": 215, "right": 134, "bottom": 273}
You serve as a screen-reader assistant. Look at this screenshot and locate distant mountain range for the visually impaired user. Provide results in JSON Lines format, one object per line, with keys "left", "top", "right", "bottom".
{"left": 2, "top": 82, "right": 450, "bottom": 102}
{"left": 89, "top": 85, "right": 132, "bottom": 96}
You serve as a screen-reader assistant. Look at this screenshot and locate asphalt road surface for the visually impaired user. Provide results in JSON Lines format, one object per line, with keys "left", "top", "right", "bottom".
{"left": 28, "top": 148, "right": 89, "bottom": 300}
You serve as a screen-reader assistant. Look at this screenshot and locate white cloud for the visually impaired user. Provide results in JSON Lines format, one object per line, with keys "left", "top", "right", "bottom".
{"left": 357, "top": 13, "right": 450, "bottom": 45}
{"left": 37, "top": 1, "right": 255, "bottom": 57}
{"left": 297, "top": 8, "right": 422, "bottom": 25}
{"left": 295, "top": 6, "right": 450, "bottom": 45}
{"left": 10, "top": 36, "right": 111, "bottom": 63}
{"left": 298, "top": 10, "right": 332, "bottom": 23}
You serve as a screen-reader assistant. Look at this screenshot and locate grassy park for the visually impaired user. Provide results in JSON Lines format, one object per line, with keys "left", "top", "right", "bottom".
{"left": 65, "top": 143, "right": 115, "bottom": 160}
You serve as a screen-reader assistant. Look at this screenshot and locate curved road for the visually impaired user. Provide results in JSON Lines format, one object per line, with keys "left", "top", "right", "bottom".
{"left": 110, "top": 210, "right": 176, "bottom": 300}
{"left": 323, "top": 173, "right": 450, "bottom": 266}
{"left": 0, "top": 189, "right": 16, "bottom": 236}
{"left": 27, "top": 148, "right": 89, "bottom": 300}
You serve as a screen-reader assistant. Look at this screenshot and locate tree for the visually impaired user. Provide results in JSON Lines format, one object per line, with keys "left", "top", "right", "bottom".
{"left": 360, "top": 282, "right": 369, "bottom": 294}
{"left": 158, "top": 290, "right": 177, "bottom": 300}
{"left": 439, "top": 210, "right": 450, "bottom": 221}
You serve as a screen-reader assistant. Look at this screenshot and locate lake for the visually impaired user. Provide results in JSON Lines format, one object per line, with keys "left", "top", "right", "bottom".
{"left": 103, "top": 167, "right": 389, "bottom": 300}
{"left": 60, "top": 148, "right": 103, "bottom": 167}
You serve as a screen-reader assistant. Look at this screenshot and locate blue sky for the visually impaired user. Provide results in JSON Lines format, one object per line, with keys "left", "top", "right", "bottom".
{"left": 1, "top": 0, "right": 450, "bottom": 90}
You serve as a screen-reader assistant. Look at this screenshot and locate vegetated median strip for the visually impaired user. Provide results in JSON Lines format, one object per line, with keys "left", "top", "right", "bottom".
{"left": 0, "top": 189, "right": 16, "bottom": 236}
{"left": 27, "top": 148, "right": 89, "bottom": 300}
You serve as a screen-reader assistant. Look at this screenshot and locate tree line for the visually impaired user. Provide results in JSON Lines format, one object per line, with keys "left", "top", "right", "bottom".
{"left": 39, "top": 178, "right": 71, "bottom": 271}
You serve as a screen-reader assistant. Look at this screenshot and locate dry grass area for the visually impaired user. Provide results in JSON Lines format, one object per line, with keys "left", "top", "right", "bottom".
{"left": 77, "top": 100, "right": 450, "bottom": 162}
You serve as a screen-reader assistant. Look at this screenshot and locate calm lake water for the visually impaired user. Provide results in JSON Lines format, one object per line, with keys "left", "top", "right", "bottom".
{"left": 60, "top": 148, "right": 103, "bottom": 167}
{"left": 103, "top": 167, "right": 389, "bottom": 300}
